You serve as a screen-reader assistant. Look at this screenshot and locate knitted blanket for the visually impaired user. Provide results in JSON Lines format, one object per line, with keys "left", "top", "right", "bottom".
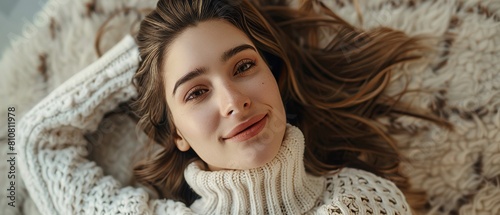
{"left": 1, "top": 0, "right": 498, "bottom": 214}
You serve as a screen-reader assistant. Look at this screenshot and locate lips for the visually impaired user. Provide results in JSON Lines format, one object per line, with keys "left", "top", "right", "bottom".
{"left": 223, "top": 114, "right": 267, "bottom": 142}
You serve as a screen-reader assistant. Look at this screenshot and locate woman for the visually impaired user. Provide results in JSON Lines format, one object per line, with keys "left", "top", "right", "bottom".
{"left": 19, "top": 0, "right": 439, "bottom": 214}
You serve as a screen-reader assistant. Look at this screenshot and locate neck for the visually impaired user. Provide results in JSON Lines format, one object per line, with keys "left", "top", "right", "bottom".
{"left": 184, "top": 124, "right": 325, "bottom": 214}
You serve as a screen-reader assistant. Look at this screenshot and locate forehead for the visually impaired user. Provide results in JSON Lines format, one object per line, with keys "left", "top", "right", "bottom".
{"left": 163, "top": 20, "right": 254, "bottom": 88}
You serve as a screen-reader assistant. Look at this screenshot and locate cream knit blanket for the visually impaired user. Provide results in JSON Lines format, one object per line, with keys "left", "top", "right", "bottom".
{"left": 1, "top": 0, "right": 499, "bottom": 214}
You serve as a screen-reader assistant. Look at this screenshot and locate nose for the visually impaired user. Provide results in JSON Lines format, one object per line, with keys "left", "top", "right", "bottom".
{"left": 219, "top": 83, "right": 251, "bottom": 117}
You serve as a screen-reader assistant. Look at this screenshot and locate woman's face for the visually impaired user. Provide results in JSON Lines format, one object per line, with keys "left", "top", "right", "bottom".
{"left": 163, "top": 20, "right": 287, "bottom": 171}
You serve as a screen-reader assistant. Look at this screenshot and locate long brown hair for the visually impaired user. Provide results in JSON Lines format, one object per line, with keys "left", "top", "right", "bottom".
{"left": 130, "top": 0, "right": 445, "bottom": 210}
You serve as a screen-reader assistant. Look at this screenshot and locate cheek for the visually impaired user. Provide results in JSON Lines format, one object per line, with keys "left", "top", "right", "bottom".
{"left": 259, "top": 71, "right": 282, "bottom": 105}
{"left": 172, "top": 105, "right": 220, "bottom": 142}
{"left": 259, "top": 71, "right": 287, "bottom": 123}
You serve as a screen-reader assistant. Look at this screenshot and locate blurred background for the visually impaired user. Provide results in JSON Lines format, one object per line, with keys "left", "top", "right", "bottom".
{"left": 0, "top": 0, "right": 48, "bottom": 54}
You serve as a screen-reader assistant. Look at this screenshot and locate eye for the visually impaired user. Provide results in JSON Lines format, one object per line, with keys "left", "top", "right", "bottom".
{"left": 234, "top": 59, "right": 256, "bottom": 75}
{"left": 185, "top": 87, "right": 208, "bottom": 102}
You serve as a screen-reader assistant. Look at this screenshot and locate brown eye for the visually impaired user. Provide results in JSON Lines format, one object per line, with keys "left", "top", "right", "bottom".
{"left": 234, "top": 59, "right": 256, "bottom": 75}
{"left": 185, "top": 88, "right": 208, "bottom": 102}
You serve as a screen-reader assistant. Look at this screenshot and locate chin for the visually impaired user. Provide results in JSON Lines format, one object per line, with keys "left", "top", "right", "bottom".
{"left": 234, "top": 122, "right": 286, "bottom": 170}
{"left": 244, "top": 143, "right": 281, "bottom": 169}
{"left": 250, "top": 156, "right": 275, "bottom": 169}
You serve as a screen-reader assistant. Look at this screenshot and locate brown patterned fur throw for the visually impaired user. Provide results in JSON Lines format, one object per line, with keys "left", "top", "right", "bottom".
{"left": 1, "top": 0, "right": 499, "bottom": 214}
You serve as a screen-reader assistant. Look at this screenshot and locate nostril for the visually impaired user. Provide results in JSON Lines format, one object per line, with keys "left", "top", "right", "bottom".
{"left": 243, "top": 102, "right": 248, "bottom": 107}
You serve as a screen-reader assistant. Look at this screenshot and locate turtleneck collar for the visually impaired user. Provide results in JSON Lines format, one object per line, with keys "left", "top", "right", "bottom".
{"left": 184, "top": 124, "right": 325, "bottom": 214}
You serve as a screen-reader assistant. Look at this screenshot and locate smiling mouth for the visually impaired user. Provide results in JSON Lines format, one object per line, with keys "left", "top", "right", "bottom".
{"left": 223, "top": 114, "right": 268, "bottom": 142}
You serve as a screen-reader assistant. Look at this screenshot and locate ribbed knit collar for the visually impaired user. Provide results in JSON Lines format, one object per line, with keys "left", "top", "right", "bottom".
{"left": 184, "top": 124, "right": 325, "bottom": 214}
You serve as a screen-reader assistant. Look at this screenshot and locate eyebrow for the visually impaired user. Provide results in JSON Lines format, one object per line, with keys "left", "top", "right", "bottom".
{"left": 172, "top": 44, "right": 256, "bottom": 96}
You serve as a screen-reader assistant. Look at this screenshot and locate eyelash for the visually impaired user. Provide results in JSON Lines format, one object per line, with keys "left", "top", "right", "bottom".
{"left": 184, "top": 59, "right": 256, "bottom": 102}
{"left": 234, "top": 59, "right": 256, "bottom": 75}
{"left": 185, "top": 86, "right": 208, "bottom": 102}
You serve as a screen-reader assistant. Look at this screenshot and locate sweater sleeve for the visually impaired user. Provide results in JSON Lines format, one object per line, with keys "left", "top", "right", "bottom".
{"left": 18, "top": 35, "right": 194, "bottom": 215}
{"left": 318, "top": 168, "right": 411, "bottom": 215}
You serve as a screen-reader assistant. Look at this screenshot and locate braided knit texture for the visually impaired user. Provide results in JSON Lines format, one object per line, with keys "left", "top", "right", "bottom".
{"left": 17, "top": 36, "right": 192, "bottom": 215}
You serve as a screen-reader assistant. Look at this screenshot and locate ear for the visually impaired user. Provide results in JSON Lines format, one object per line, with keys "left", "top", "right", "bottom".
{"left": 175, "top": 130, "right": 191, "bottom": 152}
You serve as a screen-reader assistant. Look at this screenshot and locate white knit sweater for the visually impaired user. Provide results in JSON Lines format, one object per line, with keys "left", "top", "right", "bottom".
{"left": 19, "top": 35, "right": 410, "bottom": 215}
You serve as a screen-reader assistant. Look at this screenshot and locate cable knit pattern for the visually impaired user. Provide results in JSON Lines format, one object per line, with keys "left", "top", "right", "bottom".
{"left": 18, "top": 36, "right": 190, "bottom": 215}
{"left": 315, "top": 168, "right": 409, "bottom": 215}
